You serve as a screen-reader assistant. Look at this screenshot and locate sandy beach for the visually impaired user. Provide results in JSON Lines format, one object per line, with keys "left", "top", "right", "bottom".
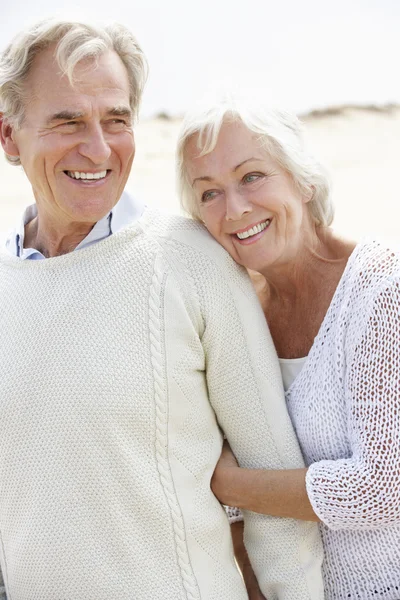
{"left": 1, "top": 106, "right": 399, "bottom": 247}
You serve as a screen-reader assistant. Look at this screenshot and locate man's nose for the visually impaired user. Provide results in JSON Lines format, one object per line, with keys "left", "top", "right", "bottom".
{"left": 225, "top": 189, "right": 252, "bottom": 221}
{"left": 78, "top": 124, "right": 111, "bottom": 164}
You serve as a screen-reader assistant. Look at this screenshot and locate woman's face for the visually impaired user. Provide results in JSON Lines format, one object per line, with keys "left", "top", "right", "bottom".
{"left": 185, "top": 120, "right": 312, "bottom": 273}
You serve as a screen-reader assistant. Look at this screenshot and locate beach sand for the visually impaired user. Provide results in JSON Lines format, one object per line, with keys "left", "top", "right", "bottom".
{"left": 1, "top": 106, "right": 399, "bottom": 247}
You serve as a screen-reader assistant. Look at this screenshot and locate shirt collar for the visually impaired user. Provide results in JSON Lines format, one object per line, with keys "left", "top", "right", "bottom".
{"left": 4, "top": 190, "right": 144, "bottom": 260}
{"left": 110, "top": 189, "right": 145, "bottom": 234}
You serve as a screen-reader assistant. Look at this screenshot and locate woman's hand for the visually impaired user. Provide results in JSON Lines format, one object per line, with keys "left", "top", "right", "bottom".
{"left": 211, "top": 440, "right": 240, "bottom": 505}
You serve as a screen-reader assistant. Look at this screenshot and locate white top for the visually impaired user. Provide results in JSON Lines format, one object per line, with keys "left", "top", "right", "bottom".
{"left": 279, "top": 357, "right": 307, "bottom": 392}
{"left": 287, "top": 240, "right": 400, "bottom": 599}
{"left": 0, "top": 209, "right": 323, "bottom": 600}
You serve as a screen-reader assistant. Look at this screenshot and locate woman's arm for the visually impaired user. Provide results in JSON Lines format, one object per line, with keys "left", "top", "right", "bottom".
{"left": 212, "top": 441, "right": 319, "bottom": 521}
{"left": 213, "top": 275, "right": 400, "bottom": 530}
{"left": 305, "top": 276, "right": 400, "bottom": 530}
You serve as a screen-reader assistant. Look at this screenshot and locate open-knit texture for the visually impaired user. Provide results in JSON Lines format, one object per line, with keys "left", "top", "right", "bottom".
{"left": 289, "top": 241, "right": 400, "bottom": 599}
{"left": 225, "top": 240, "right": 400, "bottom": 598}
{"left": 226, "top": 241, "right": 400, "bottom": 598}
{"left": 0, "top": 209, "right": 323, "bottom": 600}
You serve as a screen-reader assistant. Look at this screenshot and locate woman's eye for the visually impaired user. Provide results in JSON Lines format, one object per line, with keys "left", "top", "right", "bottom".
{"left": 243, "top": 173, "right": 262, "bottom": 184}
{"left": 201, "top": 190, "right": 219, "bottom": 203}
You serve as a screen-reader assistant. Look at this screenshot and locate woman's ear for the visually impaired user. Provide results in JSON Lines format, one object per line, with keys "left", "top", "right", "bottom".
{"left": 303, "top": 185, "right": 315, "bottom": 204}
{"left": 0, "top": 114, "right": 20, "bottom": 158}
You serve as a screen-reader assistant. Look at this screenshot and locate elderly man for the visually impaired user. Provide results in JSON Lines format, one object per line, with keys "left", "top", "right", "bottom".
{"left": 0, "top": 20, "right": 323, "bottom": 600}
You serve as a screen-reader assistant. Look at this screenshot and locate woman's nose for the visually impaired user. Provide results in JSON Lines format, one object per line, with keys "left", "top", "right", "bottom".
{"left": 225, "top": 190, "right": 252, "bottom": 221}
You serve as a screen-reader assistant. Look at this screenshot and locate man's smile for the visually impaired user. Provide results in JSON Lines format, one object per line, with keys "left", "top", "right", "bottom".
{"left": 64, "top": 170, "right": 111, "bottom": 183}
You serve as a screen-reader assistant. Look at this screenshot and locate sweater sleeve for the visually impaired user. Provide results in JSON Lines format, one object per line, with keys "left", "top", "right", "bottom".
{"left": 183, "top": 245, "right": 324, "bottom": 600}
{"left": 306, "top": 275, "right": 400, "bottom": 530}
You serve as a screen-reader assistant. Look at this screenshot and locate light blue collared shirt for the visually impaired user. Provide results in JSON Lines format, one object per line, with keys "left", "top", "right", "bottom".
{"left": 5, "top": 191, "right": 144, "bottom": 260}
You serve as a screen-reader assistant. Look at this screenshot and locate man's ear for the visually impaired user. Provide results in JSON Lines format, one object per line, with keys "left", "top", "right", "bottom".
{"left": 0, "top": 114, "right": 20, "bottom": 157}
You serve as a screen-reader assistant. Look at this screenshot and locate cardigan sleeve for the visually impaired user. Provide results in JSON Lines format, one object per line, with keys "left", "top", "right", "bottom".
{"left": 306, "top": 275, "right": 400, "bottom": 530}
{"left": 224, "top": 504, "right": 243, "bottom": 524}
{"left": 0, "top": 567, "right": 6, "bottom": 600}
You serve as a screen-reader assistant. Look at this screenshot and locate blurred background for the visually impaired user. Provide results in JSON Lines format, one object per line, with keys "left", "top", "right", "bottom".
{"left": 1, "top": 0, "right": 400, "bottom": 244}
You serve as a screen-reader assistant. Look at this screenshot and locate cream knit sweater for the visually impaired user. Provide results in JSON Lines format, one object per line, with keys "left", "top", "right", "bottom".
{"left": 0, "top": 210, "right": 323, "bottom": 600}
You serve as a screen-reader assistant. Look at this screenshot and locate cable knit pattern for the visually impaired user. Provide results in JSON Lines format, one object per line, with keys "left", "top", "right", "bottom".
{"left": 284, "top": 240, "right": 400, "bottom": 599}
{"left": 0, "top": 208, "right": 323, "bottom": 599}
{"left": 149, "top": 259, "right": 201, "bottom": 600}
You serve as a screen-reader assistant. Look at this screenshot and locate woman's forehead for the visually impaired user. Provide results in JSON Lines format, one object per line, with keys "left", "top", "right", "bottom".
{"left": 185, "top": 122, "right": 271, "bottom": 177}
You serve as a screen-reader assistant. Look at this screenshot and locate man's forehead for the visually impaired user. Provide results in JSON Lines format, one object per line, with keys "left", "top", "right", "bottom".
{"left": 26, "top": 46, "right": 130, "bottom": 95}
{"left": 20, "top": 45, "right": 132, "bottom": 124}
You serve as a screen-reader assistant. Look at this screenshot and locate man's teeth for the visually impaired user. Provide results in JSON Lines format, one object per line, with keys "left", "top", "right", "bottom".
{"left": 236, "top": 219, "right": 271, "bottom": 240}
{"left": 67, "top": 170, "right": 107, "bottom": 180}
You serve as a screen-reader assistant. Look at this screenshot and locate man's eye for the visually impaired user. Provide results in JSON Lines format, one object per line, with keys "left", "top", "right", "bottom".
{"left": 107, "top": 119, "right": 129, "bottom": 129}
{"left": 56, "top": 121, "right": 80, "bottom": 131}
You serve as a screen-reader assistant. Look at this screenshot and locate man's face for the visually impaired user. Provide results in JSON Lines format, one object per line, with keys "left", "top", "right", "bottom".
{"left": 3, "top": 46, "right": 135, "bottom": 228}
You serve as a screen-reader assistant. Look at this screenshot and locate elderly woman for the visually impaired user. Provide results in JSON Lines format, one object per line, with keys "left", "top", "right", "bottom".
{"left": 176, "top": 98, "right": 400, "bottom": 599}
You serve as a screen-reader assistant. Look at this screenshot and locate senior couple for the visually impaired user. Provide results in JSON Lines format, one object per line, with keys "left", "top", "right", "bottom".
{"left": 0, "top": 18, "right": 399, "bottom": 600}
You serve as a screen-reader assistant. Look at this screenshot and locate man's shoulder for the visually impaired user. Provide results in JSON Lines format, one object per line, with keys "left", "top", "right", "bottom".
{"left": 141, "top": 208, "right": 236, "bottom": 266}
{"left": 142, "top": 208, "right": 210, "bottom": 243}
{"left": 139, "top": 208, "right": 252, "bottom": 294}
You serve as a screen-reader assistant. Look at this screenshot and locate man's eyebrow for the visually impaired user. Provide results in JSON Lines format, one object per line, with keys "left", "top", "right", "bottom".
{"left": 46, "top": 110, "right": 85, "bottom": 124}
{"left": 192, "top": 158, "right": 264, "bottom": 186}
{"left": 105, "top": 106, "right": 132, "bottom": 118}
{"left": 46, "top": 106, "right": 132, "bottom": 125}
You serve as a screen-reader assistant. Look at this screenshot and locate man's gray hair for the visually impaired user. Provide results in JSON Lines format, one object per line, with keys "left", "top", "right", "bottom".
{"left": 0, "top": 19, "right": 148, "bottom": 165}
{"left": 176, "top": 95, "right": 334, "bottom": 227}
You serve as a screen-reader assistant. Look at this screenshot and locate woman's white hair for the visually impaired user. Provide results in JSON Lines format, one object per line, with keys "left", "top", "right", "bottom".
{"left": 0, "top": 18, "right": 148, "bottom": 165}
{"left": 176, "top": 94, "right": 334, "bottom": 227}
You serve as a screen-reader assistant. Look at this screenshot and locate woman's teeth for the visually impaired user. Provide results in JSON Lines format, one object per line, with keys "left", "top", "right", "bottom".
{"left": 236, "top": 219, "right": 271, "bottom": 240}
{"left": 67, "top": 170, "right": 107, "bottom": 180}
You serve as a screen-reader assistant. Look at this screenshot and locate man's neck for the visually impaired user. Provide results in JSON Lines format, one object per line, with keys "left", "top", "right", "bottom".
{"left": 24, "top": 216, "right": 95, "bottom": 258}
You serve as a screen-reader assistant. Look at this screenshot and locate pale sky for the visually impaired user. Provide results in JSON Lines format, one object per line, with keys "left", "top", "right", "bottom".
{"left": 2, "top": 0, "right": 400, "bottom": 117}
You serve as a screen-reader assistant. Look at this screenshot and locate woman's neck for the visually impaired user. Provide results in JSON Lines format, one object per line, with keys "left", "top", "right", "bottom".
{"left": 259, "top": 227, "right": 356, "bottom": 305}
{"left": 252, "top": 228, "right": 357, "bottom": 359}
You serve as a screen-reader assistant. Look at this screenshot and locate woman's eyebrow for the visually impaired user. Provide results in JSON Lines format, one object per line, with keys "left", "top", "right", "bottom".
{"left": 192, "top": 175, "right": 213, "bottom": 186}
{"left": 233, "top": 157, "right": 264, "bottom": 171}
{"left": 192, "top": 157, "right": 264, "bottom": 186}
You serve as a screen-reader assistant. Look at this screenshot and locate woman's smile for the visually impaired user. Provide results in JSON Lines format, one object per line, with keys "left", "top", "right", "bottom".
{"left": 231, "top": 218, "right": 272, "bottom": 244}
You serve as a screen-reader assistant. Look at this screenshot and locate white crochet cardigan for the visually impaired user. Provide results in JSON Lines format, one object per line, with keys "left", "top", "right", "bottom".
{"left": 288, "top": 240, "right": 400, "bottom": 599}
{"left": 0, "top": 210, "right": 323, "bottom": 600}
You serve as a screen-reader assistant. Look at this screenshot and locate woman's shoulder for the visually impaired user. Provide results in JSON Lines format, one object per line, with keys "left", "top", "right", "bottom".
{"left": 345, "top": 239, "right": 400, "bottom": 292}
